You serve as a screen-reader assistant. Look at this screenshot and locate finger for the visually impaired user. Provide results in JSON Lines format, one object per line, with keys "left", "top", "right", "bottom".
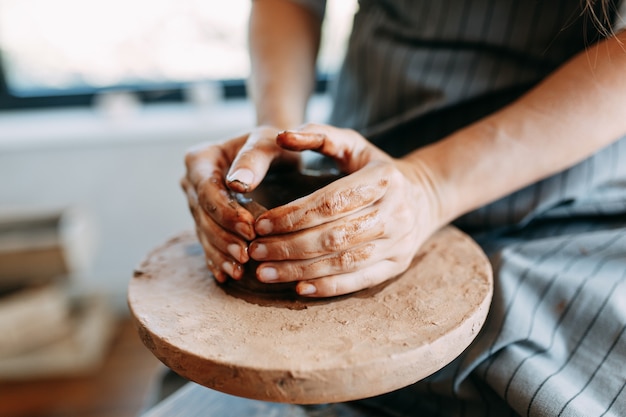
{"left": 197, "top": 212, "right": 250, "bottom": 264}
{"left": 255, "top": 242, "right": 378, "bottom": 283}
{"left": 182, "top": 177, "right": 251, "bottom": 263}
{"left": 184, "top": 136, "right": 246, "bottom": 185}
{"left": 185, "top": 180, "right": 246, "bottom": 280}
{"left": 249, "top": 206, "right": 384, "bottom": 261}
{"left": 294, "top": 260, "right": 404, "bottom": 298}
{"left": 254, "top": 162, "right": 392, "bottom": 235}
{"left": 184, "top": 141, "right": 257, "bottom": 240}
{"left": 226, "top": 126, "right": 298, "bottom": 193}
{"left": 182, "top": 176, "right": 255, "bottom": 247}
{"left": 181, "top": 176, "right": 202, "bottom": 226}
{"left": 195, "top": 227, "right": 244, "bottom": 282}
{"left": 276, "top": 124, "right": 388, "bottom": 172}
{"left": 194, "top": 175, "right": 256, "bottom": 240}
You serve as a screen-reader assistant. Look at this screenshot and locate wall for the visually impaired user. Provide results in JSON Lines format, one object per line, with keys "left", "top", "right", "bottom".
{"left": 0, "top": 96, "right": 330, "bottom": 313}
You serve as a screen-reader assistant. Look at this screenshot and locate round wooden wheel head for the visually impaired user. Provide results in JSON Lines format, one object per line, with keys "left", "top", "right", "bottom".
{"left": 128, "top": 226, "right": 492, "bottom": 404}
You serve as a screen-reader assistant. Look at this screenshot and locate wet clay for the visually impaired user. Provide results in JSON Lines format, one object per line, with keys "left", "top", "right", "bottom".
{"left": 227, "top": 168, "right": 341, "bottom": 302}
{"left": 128, "top": 226, "right": 493, "bottom": 404}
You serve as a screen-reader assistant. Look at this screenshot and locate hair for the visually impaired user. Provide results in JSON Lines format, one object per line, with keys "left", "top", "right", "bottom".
{"left": 583, "top": 0, "right": 618, "bottom": 36}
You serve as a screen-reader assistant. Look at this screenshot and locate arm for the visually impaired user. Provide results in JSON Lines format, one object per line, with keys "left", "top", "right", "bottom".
{"left": 221, "top": 0, "right": 325, "bottom": 192}
{"left": 406, "top": 30, "right": 626, "bottom": 225}
{"left": 181, "top": 0, "right": 323, "bottom": 281}
{"left": 248, "top": 0, "right": 322, "bottom": 130}
{"left": 251, "top": 30, "right": 626, "bottom": 297}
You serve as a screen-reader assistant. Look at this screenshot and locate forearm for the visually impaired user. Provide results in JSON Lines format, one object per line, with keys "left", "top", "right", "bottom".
{"left": 406, "top": 30, "right": 626, "bottom": 225}
{"left": 248, "top": 0, "right": 322, "bottom": 129}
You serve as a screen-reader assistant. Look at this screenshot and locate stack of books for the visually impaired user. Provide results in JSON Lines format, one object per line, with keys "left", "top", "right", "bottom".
{"left": 0, "top": 208, "right": 115, "bottom": 380}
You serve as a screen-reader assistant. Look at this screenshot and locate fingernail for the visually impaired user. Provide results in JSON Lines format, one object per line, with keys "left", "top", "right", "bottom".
{"left": 250, "top": 243, "right": 267, "bottom": 260}
{"left": 222, "top": 261, "right": 235, "bottom": 277}
{"left": 258, "top": 267, "right": 278, "bottom": 282}
{"left": 227, "top": 244, "right": 246, "bottom": 262}
{"left": 298, "top": 283, "right": 317, "bottom": 295}
{"left": 235, "top": 222, "right": 254, "bottom": 240}
{"left": 227, "top": 169, "right": 254, "bottom": 188}
{"left": 256, "top": 219, "right": 273, "bottom": 235}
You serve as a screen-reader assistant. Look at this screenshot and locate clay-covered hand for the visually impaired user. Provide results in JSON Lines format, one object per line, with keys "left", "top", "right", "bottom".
{"left": 249, "top": 123, "right": 445, "bottom": 297}
{"left": 181, "top": 125, "right": 298, "bottom": 282}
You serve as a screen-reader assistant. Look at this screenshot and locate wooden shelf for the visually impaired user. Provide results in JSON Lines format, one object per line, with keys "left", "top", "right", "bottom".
{"left": 0, "top": 317, "right": 165, "bottom": 417}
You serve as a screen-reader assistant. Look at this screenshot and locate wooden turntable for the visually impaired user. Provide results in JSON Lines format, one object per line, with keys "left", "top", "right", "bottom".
{"left": 128, "top": 223, "right": 492, "bottom": 404}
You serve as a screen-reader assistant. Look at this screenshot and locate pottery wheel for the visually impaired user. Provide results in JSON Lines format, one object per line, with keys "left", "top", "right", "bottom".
{"left": 128, "top": 226, "right": 493, "bottom": 404}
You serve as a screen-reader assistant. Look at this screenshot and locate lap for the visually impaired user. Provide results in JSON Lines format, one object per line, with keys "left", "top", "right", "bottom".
{"left": 363, "top": 216, "right": 626, "bottom": 417}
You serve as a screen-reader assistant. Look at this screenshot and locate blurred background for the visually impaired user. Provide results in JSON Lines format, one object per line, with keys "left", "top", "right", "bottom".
{"left": 0, "top": 1, "right": 356, "bottom": 416}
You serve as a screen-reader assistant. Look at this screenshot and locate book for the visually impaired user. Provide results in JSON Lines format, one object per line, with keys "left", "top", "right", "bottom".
{"left": 0, "top": 293, "right": 115, "bottom": 380}
{"left": 0, "top": 207, "right": 95, "bottom": 290}
{"left": 0, "top": 283, "right": 71, "bottom": 357}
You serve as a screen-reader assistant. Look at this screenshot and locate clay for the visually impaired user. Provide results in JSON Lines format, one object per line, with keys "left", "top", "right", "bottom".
{"left": 240, "top": 166, "right": 341, "bottom": 212}
{"left": 128, "top": 226, "right": 493, "bottom": 404}
{"left": 228, "top": 168, "right": 341, "bottom": 299}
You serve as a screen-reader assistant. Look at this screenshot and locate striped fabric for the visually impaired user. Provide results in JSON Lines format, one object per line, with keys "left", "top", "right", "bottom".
{"left": 357, "top": 217, "right": 626, "bottom": 417}
{"left": 285, "top": 1, "right": 626, "bottom": 416}
{"left": 326, "top": 0, "right": 619, "bottom": 135}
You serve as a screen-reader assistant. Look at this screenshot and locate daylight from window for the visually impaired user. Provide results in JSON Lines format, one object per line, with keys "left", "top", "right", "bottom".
{"left": 0, "top": 0, "right": 357, "bottom": 95}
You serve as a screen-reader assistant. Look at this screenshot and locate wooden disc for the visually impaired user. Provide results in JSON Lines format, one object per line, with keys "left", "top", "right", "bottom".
{"left": 128, "top": 226, "right": 492, "bottom": 404}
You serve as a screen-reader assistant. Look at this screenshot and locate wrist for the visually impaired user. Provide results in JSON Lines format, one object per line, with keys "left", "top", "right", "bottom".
{"left": 396, "top": 155, "right": 452, "bottom": 230}
{"left": 254, "top": 97, "right": 307, "bottom": 131}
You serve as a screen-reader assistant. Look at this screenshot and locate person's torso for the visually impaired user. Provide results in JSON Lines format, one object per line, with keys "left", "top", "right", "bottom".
{"left": 330, "top": 0, "right": 613, "bottom": 141}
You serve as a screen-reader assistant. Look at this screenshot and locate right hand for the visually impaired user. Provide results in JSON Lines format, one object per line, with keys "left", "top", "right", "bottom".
{"left": 180, "top": 125, "right": 298, "bottom": 282}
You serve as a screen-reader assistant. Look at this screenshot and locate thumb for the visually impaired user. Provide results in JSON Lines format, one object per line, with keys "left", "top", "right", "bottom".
{"left": 225, "top": 127, "right": 292, "bottom": 193}
{"left": 276, "top": 124, "right": 385, "bottom": 172}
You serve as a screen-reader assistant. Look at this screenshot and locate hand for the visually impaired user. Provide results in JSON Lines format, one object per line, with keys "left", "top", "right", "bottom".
{"left": 181, "top": 125, "right": 298, "bottom": 282}
{"left": 248, "top": 123, "right": 445, "bottom": 297}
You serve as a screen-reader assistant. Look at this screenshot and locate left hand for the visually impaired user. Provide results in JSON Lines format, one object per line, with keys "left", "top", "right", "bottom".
{"left": 180, "top": 125, "right": 296, "bottom": 282}
{"left": 248, "top": 123, "right": 445, "bottom": 297}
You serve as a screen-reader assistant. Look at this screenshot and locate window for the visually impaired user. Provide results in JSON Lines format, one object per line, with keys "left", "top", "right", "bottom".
{"left": 0, "top": 0, "right": 357, "bottom": 109}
